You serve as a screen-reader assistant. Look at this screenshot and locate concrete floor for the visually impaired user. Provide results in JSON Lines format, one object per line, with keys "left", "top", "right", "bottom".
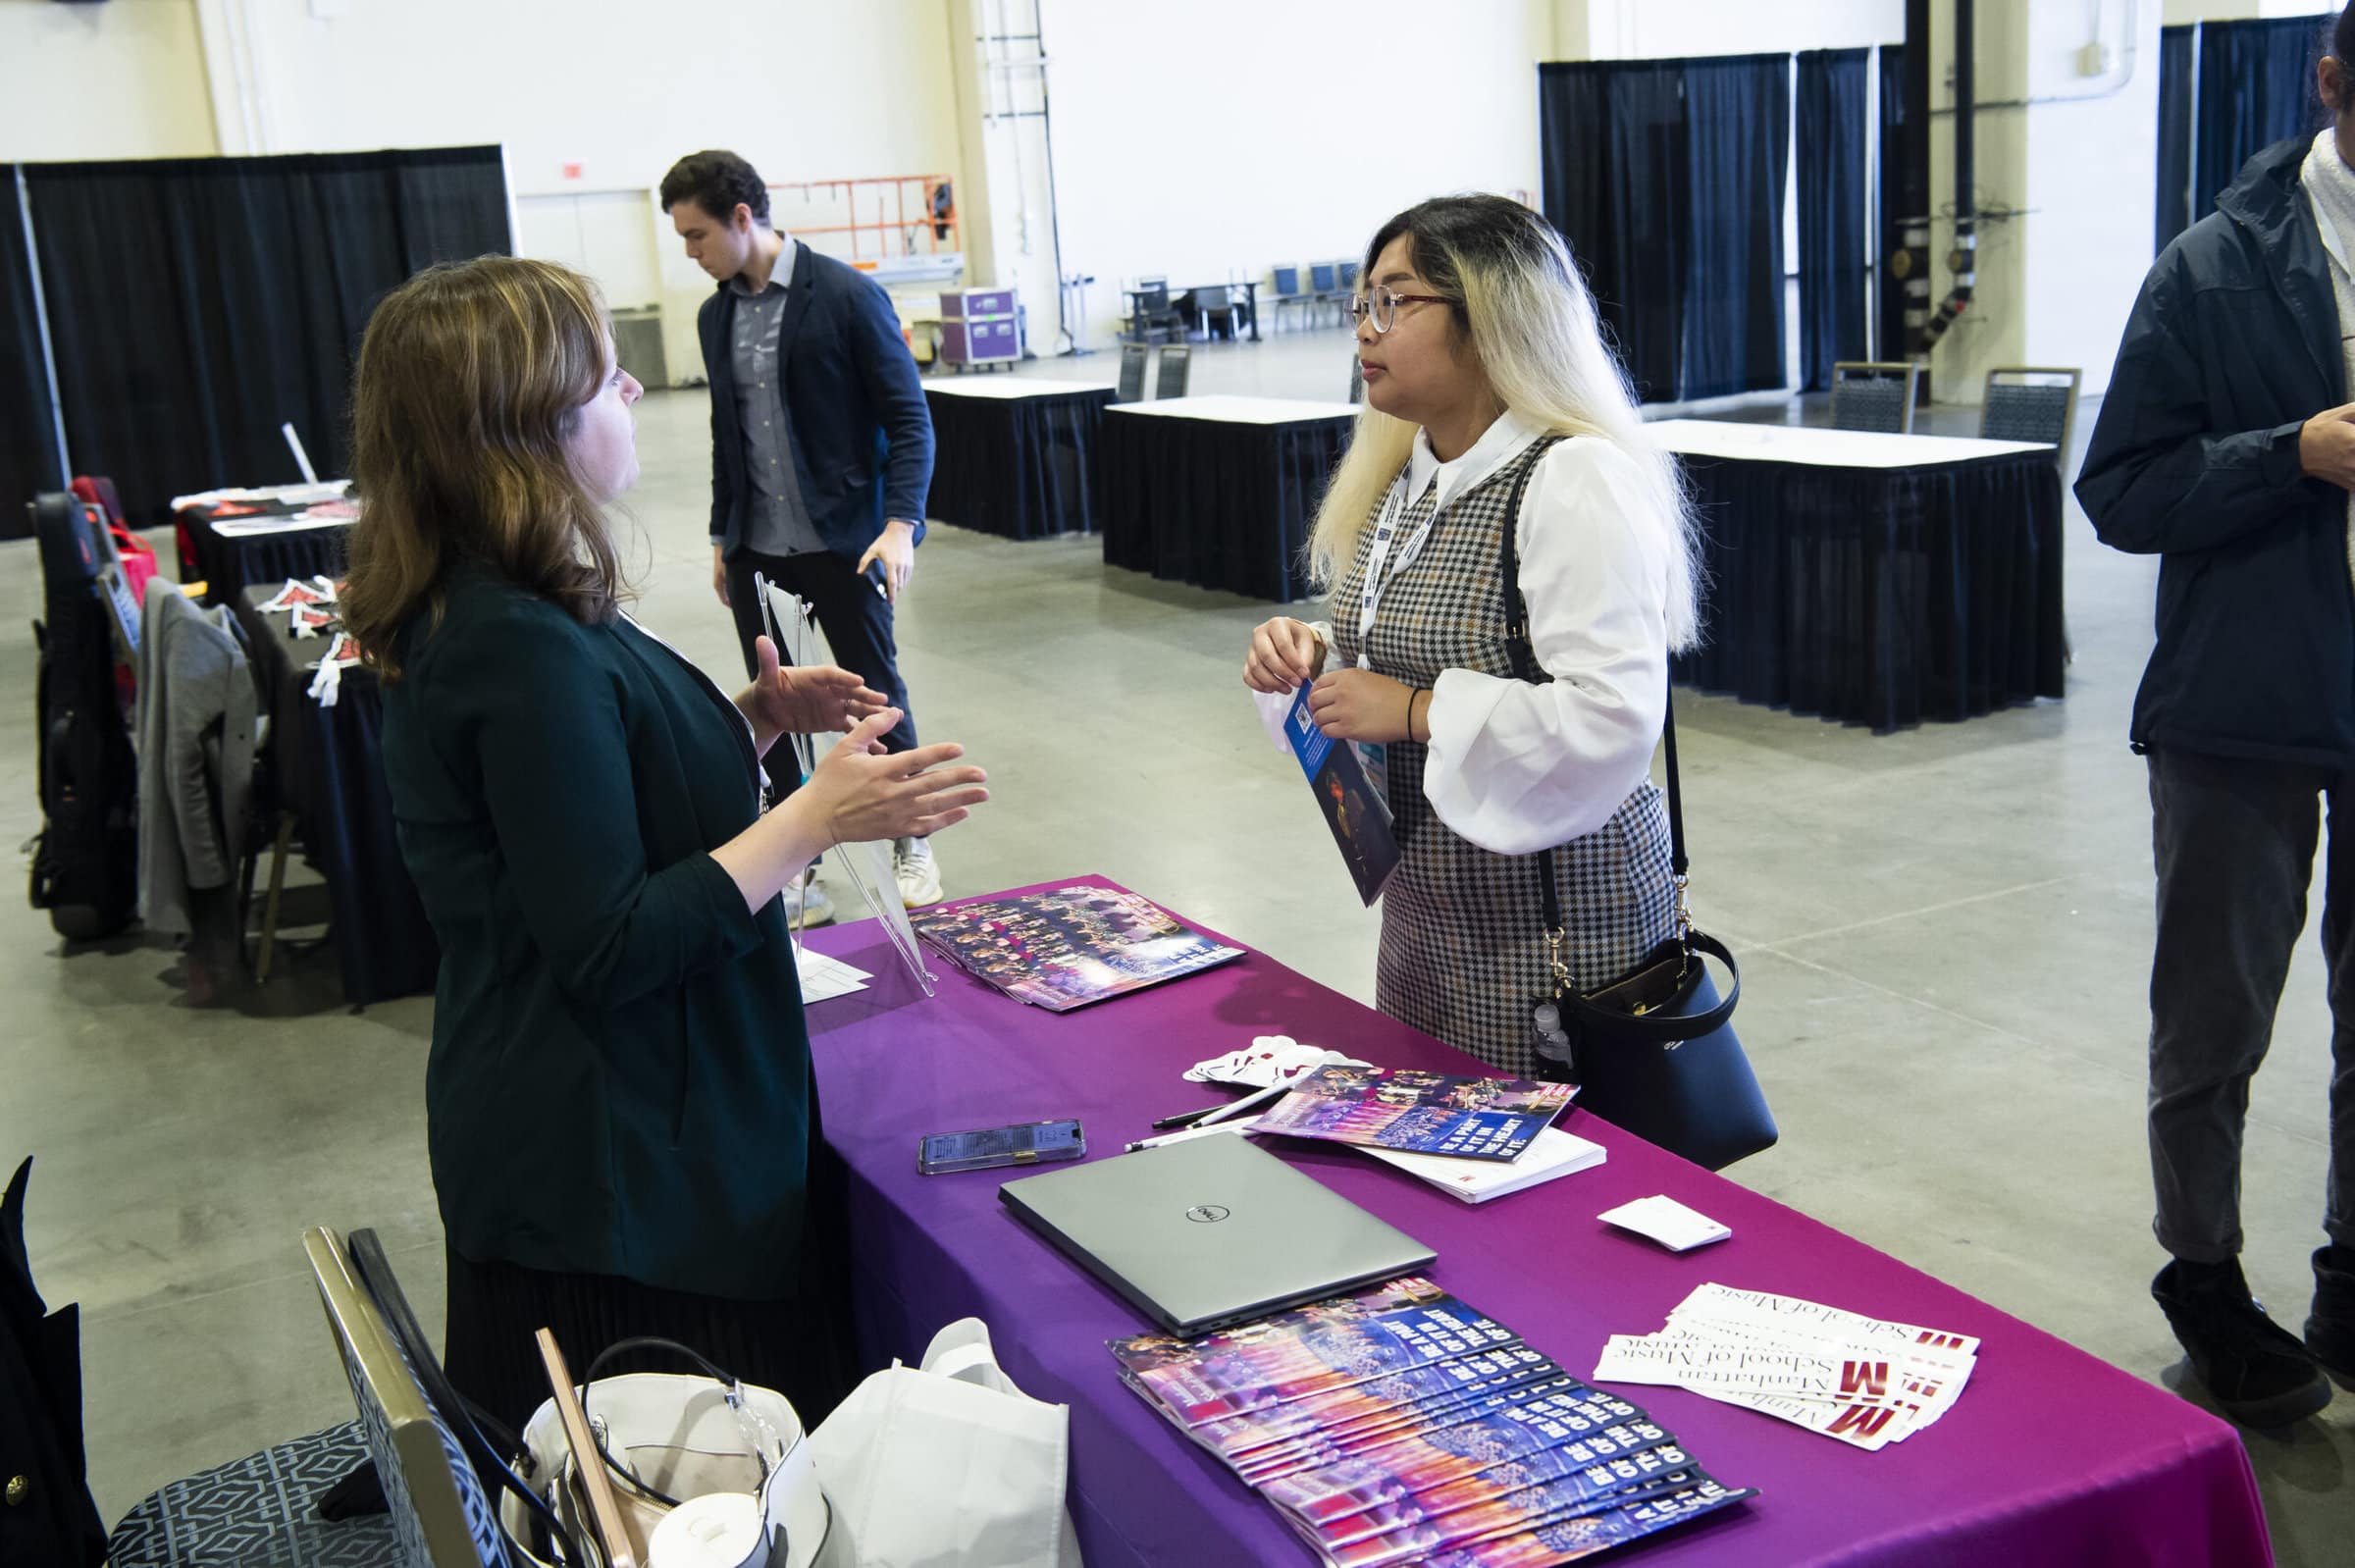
{"left": 5, "top": 324, "right": 2351, "bottom": 1563}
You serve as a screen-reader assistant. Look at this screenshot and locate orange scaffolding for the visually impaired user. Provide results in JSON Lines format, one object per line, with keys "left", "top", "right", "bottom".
{"left": 767, "top": 175, "right": 959, "bottom": 270}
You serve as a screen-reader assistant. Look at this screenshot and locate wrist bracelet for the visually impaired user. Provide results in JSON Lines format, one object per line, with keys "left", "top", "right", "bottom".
{"left": 1405, "top": 687, "right": 1422, "bottom": 741}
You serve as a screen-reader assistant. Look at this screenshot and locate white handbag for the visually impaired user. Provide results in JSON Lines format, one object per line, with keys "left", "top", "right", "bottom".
{"left": 810, "top": 1319, "right": 1083, "bottom": 1568}
{"left": 500, "top": 1342, "right": 844, "bottom": 1568}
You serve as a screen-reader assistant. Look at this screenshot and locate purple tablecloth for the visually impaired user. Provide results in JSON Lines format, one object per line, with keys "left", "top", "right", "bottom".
{"left": 807, "top": 878, "right": 2269, "bottom": 1568}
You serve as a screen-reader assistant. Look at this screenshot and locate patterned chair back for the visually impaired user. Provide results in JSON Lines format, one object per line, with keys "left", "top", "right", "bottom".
{"left": 1979, "top": 367, "right": 2080, "bottom": 452}
{"left": 304, "top": 1228, "right": 505, "bottom": 1568}
{"left": 1155, "top": 344, "right": 1192, "bottom": 400}
{"left": 1116, "top": 342, "right": 1148, "bottom": 402}
{"left": 1829, "top": 361, "right": 1919, "bottom": 435}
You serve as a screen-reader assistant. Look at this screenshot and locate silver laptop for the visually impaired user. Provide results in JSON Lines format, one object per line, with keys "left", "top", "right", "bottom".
{"left": 1000, "top": 1132, "right": 1437, "bottom": 1336}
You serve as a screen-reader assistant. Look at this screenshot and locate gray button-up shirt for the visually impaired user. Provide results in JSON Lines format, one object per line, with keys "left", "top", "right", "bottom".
{"left": 726, "top": 243, "right": 828, "bottom": 557}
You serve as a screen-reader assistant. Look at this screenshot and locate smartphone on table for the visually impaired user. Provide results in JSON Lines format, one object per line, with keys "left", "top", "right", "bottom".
{"left": 917, "top": 1120, "right": 1086, "bottom": 1175}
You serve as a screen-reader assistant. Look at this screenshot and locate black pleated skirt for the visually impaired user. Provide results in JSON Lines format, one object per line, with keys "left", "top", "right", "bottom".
{"left": 441, "top": 1134, "right": 864, "bottom": 1443}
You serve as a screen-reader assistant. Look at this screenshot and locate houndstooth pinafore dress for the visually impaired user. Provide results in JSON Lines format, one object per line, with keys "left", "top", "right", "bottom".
{"left": 1331, "top": 437, "right": 1678, "bottom": 1077}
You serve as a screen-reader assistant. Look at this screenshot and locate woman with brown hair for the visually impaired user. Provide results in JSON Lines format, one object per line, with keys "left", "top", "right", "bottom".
{"left": 343, "top": 255, "right": 988, "bottom": 1430}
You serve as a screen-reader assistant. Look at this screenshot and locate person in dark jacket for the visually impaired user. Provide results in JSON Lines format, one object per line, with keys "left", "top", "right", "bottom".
{"left": 662, "top": 149, "right": 948, "bottom": 917}
{"left": 2075, "top": 11, "right": 2355, "bottom": 1428}
{"left": 340, "top": 255, "right": 988, "bottom": 1434}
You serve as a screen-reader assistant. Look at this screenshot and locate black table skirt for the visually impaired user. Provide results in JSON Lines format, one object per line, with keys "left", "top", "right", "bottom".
{"left": 186, "top": 508, "right": 349, "bottom": 606}
{"left": 1098, "top": 409, "right": 1353, "bottom": 602}
{"left": 1670, "top": 449, "right": 2065, "bottom": 732}
{"left": 236, "top": 587, "right": 438, "bottom": 1007}
{"left": 925, "top": 384, "right": 1116, "bottom": 540}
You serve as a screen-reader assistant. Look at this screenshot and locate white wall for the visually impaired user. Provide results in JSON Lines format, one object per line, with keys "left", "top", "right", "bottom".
{"left": 0, "top": 0, "right": 218, "bottom": 161}
{"left": 2163, "top": 1, "right": 2334, "bottom": 21}
{"left": 1912, "top": 0, "right": 2158, "bottom": 400}
{"left": 1556, "top": 0, "right": 1903, "bottom": 57}
{"left": 180, "top": 0, "right": 965, "bottom": 381}
{"left": 2012, "top": 0, "right": 2164, "bottom": 398}
{"left": 1037, "top": 0, "right": 1550, "bottom": 351}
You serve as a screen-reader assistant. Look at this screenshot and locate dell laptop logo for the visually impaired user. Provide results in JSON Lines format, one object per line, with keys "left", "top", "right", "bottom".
{"left": 1184, "top": 1204, "right": 1230, "bottom": 1224}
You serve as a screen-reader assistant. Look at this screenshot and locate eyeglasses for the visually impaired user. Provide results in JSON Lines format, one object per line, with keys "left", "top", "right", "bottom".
{"left": 1346, "top": 285, "right": 1453, "bottom": 334}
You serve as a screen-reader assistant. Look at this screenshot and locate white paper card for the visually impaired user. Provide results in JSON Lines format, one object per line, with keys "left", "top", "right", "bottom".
{"left": 1598, "top": 1194, "right": 1732, "bottom": 1251}
{"left": 795, "top": 947, "right": 871, "bottom": 1005}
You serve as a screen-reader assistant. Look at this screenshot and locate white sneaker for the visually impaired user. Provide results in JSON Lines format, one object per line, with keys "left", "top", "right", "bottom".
{"left": 893, "top": 836, "right": 943, "bottom": 908}
{"left": 782, "top": 876, "right": 835, "bottom": 928}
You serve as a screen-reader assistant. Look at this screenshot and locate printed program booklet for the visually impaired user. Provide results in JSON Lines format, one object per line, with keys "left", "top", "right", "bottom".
{"left": 1365, "top": 1126, "right": 1605, "bottom": 1204}
{"left": 1110, "top": 1277, "right": 1755, "bottom": 1568}
{"left": 1252, "top": 1066, "right": 1576, "bottom": 1164}
{"left": 1282, "top": 683, "right": 1401, "bottom": 906}
{"left": 909, "top": 884, "right": 1243, "bottom": 1013}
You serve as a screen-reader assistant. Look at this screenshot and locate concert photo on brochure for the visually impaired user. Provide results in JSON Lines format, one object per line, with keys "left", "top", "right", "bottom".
{"left": 910, "top": 883, "right": 1244, "bottom": 1012}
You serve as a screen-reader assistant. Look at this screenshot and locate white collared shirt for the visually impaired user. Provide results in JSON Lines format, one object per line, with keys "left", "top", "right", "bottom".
{"left": 1270, "top": 411, "right": 1673, "bottom": 856}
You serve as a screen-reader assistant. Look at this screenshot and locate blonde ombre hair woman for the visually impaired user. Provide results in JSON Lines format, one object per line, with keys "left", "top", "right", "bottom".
{"left": 1243, "top": 194, "right": 1699, "bottom": 1074}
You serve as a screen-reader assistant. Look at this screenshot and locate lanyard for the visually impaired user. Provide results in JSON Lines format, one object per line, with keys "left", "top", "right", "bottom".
{"left": 1352, "top": 469, "right": 1440, "bottom": 669}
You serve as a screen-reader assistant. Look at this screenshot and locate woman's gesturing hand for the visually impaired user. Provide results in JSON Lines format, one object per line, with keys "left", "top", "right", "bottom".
{"left": 802, "top": 709, "right": 990, "bottom": 845}
{"left": 740, "top": 635, "right": 888, "bottom": 737}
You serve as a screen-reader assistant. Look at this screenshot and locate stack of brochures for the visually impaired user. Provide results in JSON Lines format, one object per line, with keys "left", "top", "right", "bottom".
{"left": 1252, "top": 1066, "right": 1576, "bottom": 1165}
{"left": 1593, "top": 1283, "right": 1979, "bottom": 1451}
{"left": 1111, "top": 1276, "right": 1754, "bottom": 1566}
{"left": 1364, "top": 1127, "right": 1606, "bottom": 1205}
{"left": 909, "top": 884, "right": 1243, "bottom": 1013}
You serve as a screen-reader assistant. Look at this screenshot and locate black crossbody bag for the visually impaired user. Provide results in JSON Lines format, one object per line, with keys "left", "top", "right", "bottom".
{"left": 1495, "top": 449, "right": 1776, "bottom": 1172}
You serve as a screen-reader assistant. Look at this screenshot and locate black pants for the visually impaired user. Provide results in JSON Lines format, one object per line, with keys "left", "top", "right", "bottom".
{"left": 725, "top": 546, "right": 917, "bottom": 755}
{"left": 2147, "top": 747, "right": 2355, "bottom": 1263}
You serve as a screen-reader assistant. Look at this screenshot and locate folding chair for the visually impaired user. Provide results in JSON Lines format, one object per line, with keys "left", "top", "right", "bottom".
{"left": 1829, "top": 361, "right": 1922, "bottom": 434}
{"left": 1156, "top": 345, "right": 1192, "bottom": 400}
{"left": 1115, "top": 341, "right": 1149, "bottom": 402}
{"left": 1979, "top": 367, "right": 2082, "bottom": 454}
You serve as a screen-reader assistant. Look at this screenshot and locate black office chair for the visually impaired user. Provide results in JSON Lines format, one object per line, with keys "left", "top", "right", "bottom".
{"left": 1980, "top": 367, "right": 2081, "bottom": 454}
{"left": 1309, "top": 262, "right": 1342, "bottom": 328}
{"left": 1196, "top": 285, "right": 1238, "bottom": 341}
{"left": 1829, "top": 361, "right": 1921, "bottom": 435}
{"left": 1156, "top": 345, "right": 1192, "bottom": 400}
{"left": 1123, "top": 278, "right": 1181, "bottom": 344}
{"left": 1139, "top": 285, "right": 1184, "bottom": 343}
{"left": 1116, "top": 342, "right": 1148, "bottom": 402}
{"left": 1271, "top": 265, "right": 1307, "bottom": 333}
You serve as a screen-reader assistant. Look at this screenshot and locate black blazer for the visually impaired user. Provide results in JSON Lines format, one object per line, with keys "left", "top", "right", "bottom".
{"left": 700, "top": 240, "right": 935, "bottom": 562}
{"left": 381, "top": 563, "right": 815, "bottom": 1301}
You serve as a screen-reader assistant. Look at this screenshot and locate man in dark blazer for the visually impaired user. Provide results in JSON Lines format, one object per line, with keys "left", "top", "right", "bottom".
{"left": 661, "top": 149, "right": 943, "bottom": 912}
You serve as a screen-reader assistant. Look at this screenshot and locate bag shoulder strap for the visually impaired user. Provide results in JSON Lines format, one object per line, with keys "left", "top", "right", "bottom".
{"left": 1495, "top": 436, "right": 1690, "bottom": 935}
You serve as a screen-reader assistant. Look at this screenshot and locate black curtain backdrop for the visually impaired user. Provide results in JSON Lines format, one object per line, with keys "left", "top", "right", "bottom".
{"left": 1876, "top": 43, "right": 1908, "bottom": 364}
{"left": 2194, "top": 15, "right": 2329, "bottom": 224}
{"left": 26, "top": 146, "right": 508, "bottom": 527}
{"left": 2157, "top": 26, "right": 2197, "bottom": 254}
{"left": 1544, "top": 55, "right": 1789, "bottom": 403}
{"left": 2, "top": 176, "right": 64, "bottom": 538}
{"left": 1796, "top": 48, "right": 1871, "bottom": 392}
{"left": 1682, "top": 54, "right": 1790, "bottom": 400}
{"left": 1541, "top": 60, "right": 1691, "bottom": 402}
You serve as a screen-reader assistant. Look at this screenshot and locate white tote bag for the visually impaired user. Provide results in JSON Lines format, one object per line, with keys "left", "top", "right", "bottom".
{"left": 810, "top": 1319, "right": 1083, "bottom": 1568}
